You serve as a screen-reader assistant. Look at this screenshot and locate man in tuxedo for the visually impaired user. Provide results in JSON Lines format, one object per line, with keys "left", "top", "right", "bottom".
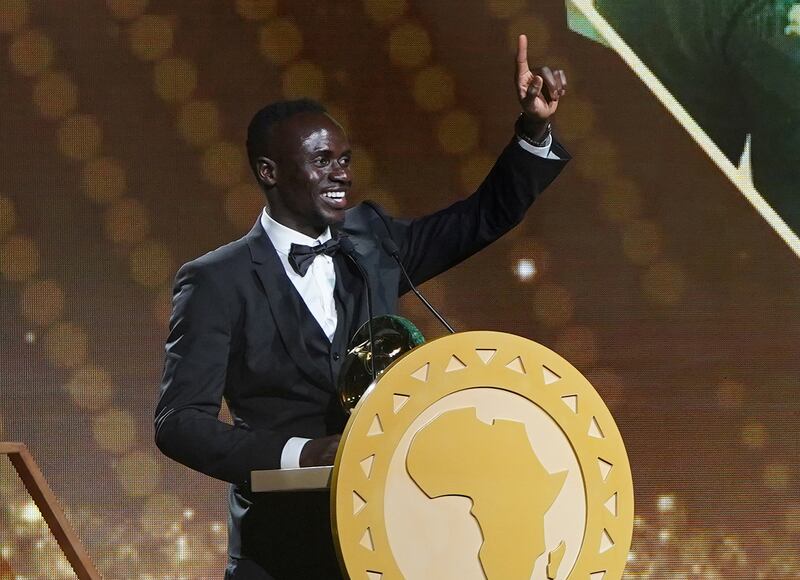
{"left": 154, "top": 35, "right": 569, "bottom": 579}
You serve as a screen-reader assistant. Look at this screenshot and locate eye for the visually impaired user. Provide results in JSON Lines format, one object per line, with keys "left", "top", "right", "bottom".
{"left": 314, "top": 157, "right": 330, "bottom": 167}
{"left": 339, "top": 156, "right": 351, "bottom": 167}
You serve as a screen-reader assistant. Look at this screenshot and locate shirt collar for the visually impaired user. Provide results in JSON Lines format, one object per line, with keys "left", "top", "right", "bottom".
{"left": 260, "top": 208, "right": 332, "bottom": 255}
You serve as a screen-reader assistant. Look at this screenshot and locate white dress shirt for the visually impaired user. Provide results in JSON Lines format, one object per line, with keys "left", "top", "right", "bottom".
{"left": 264, "top": 136, "right": 557, "bottom": 468}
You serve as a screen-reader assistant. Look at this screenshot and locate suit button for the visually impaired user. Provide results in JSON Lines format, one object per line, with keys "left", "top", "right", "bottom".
{"left": 332, "top": 352, "right": 340, "bottom": 361}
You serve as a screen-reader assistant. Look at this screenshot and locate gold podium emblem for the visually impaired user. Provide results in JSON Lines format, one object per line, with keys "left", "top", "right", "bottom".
{"left": 331, "top": 331, "right": 634, "bottom": 579}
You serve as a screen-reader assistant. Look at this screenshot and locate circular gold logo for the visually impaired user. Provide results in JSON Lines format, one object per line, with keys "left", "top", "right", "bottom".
{"left": 331, "top": 331, "right": 634, "bottom": 579}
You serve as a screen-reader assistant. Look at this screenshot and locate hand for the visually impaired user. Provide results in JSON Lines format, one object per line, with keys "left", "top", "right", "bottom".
{"left": 299, "top": 433, "right": 341, "bottom": 467}
{"left": 515, "top": 34, "right": 567, "bottom": 136}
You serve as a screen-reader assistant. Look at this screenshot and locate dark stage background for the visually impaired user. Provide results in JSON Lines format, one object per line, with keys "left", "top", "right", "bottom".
{"left": 1, "top": 0, "right": 799, "bottom": 577}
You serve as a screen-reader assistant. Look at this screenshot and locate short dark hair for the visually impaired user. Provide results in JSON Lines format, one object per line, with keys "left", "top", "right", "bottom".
{"left": 246, "top": 98, "right": 327, "bottom": 176}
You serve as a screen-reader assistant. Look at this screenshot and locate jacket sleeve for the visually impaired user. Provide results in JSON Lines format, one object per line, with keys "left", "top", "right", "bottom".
{"left": 154, "top": 261, "right": 290, "bottom": 485}
{"left": 378, "top": 139, "right": 570, "bottom": 291}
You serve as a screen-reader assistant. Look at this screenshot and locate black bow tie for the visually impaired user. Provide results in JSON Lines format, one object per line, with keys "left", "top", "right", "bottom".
{"left": 288, "top": 238, "right": 341, "bottom": 276}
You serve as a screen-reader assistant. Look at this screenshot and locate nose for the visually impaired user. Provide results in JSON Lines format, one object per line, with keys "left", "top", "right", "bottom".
{"left": 330, "top": 160, "right": 351, "bottom": 183}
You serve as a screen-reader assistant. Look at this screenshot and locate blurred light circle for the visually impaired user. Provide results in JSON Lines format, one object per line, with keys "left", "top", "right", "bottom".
{"left": 140, "top": 493, "right": 183, "bottom": 539}
{"left": 153, "top": 56, "right": 197, "bottom": 102}
{"left": 741, "top": 421, "right": 766, "bottom": 449}
{"left": 151, "top": 286, "right": 173, "bottom": 329}
{"left": 362, "top": 0, "right": 407, "bottom": 23}
{"left": 0, "top": 0, "right": 30, "bottom": 33}
{"left": 281, "top": 60, "right": 326, "bottom": 100}
{"left": 20, "top": 279, "right": 63, "bottom": 326}
{"left": 506, "top": 14, "right": 550, "bottom": 54}
{"left": 115, "top": 451, "right": 162, "bottom": 497}
{"left": 514, "top": 258, "right": 536, "bottom": 281}
{"left": 388, "top": 22, "right": 431, "bottom": 68}
{"left": 92, "top": 408, "right": 137, "bottom": 453}
{"left": 0, "top": 196, "right": 16, "bottom": 240}
{"left": 554, "top": 325, "right": 598, "bottom": 370}
{"left": 716, "top": 379, "right": 745, "bottom": 409}
{"left": 532, "top": 282, "right": 573, "bottom": 327}
{"left": 600, "top": 178, "right": 642, "bottom": 223}
{"left": 413, "top": 65, "right": 455, "bottom": 112}
{"left": 350, "top": 145, "right": 374, "bottom": 188}
{"left": 586, "top": 368, "right": 625, "bottom": 410}
{"left": 641, "top": 261, "right": 686, "bottom": 306}
{"left": 258, "top": 18, "right": 303, "bottom": 65}
{"left": 32, "top": 71, "right": 78, "bottom": 120}
{"left": 487, "top": 0, "right": 526, "bottom": 19}
{"left": 128, "top": 15, "right": 173, "bottom": 61}
{"left": 202, "top": 141, "right": 245, "bottom": 188}
{"left": 104, "top": 197, "right": 150, "bottom": 244}
{"left": 325, "top": 103, "right": 350, "bottom": 134}
{"left": 0, "top": 235, "right": 39, "bottom": 282}
{"left": 44, "top": 322, "right": 88, "bottom": 369}
{"left": 58, "top": 114, "right": 102, "bottom": 161}
{"left": 508, "top": 240, "right": 550, "bottom": 279}
{"left": 129, "top": 240, "right": 172, "bottom": 288}
{"left": 656, "top": 495, "right": 676, "bottom": 512}
{"left": 459, "top": 150, "right": 494, "bottom": 192}
{"left": 553, "top": 96, "right": 595, "bottom": 141}
{"left": 622, "top": 219, "right": 662, "bottom": 265}
{"left": 106, "top": 0, "right": 148, "bottom": 20}
{"left": 437, "top": 110, "right": 479, "bottom": 155}
{"left": 177, "top": 99, "right": 220, "bottom": 147}
{"left": 224, "top": 183, "right": 265, "bottom": 232}
{"left": 66, "top": 364, "right": 114, "bottom": 411}
{"left": 82, "top": 157, "right": 127, "bottom": 203}
{"left": 576, "top": 136, "right": 618, "bottom": 181}
{"left": 763, "top": 463, "right": 791, "bottom": 490}
{"left": 235, "top": 0, "right": 277, "bottom": 20}
{"left": 8, "top": 29, "right": 53, "bottom": 77}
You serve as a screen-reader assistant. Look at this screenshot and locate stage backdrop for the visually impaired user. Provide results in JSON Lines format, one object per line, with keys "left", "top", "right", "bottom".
{"left": 1, "top": 0, "right": 798, "bottom": 578}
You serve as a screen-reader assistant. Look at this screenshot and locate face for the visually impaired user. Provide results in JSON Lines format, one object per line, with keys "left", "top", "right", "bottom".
{"left": 257, "top": 112, "right": 352, "bottom": 238}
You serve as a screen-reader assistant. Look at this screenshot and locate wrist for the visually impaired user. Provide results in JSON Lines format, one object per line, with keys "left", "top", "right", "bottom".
{"left": 515, "top": 113, "right": 551, "bottom": 147}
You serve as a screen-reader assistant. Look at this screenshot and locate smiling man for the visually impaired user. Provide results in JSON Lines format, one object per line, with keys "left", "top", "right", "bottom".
{"left": 155, "top": 35, "right": 570, "bottom": 579}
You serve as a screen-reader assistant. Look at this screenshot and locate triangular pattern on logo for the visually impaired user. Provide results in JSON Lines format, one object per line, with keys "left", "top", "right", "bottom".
{"left": 353, "top": 490, "right": 366, "bottom": 515}
{"left": 366, "top": 572, "right": 382, "bottom": 580}
{"left": 367, "top": 414, "right": 383, "bottom": 436}
{"left": 360, "top": 527, "right": 374, "bottom": 551}
{"left": 475, "top": 348, "right": 497, "bottom": 364}
{"left": 392, "top": 393, "right": 410, "bottom": 413}
{"left": 410, "top": 363, "right": 430, "bottom": 382}
{"left": 598, "top": 458, "right": 613, "bottom": 481}
{"left": 505, "top": 356, "right": 526, "bottom": 374}
{"left": 542, "top": 365, "right": 561, "bottom": 384}
{"left": 589, "top": 572, "right": 606, "bottom": 580}
{"left": 561, "top": 394, "right": 578, "bottom": 413}
{"left": 360, "top": 455, "right": 375, "bottom": 479}
{"left": 445, "top": 354, "right": 467, "bottom": 372}
{"left": 588, "top": 416, "right": 605, "bottom": 439}
{"left": 604, "top": 493, "right": 618, "bottom": 517}
{"left": 599, "top": 529, "right": 614, "bottom": 553}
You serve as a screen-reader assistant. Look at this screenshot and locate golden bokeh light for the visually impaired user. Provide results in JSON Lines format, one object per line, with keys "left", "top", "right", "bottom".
{"left": 129, "top": 239, "right": 173, "bottom": 288}
{"left": 622, "top": 219, "right": 662, "bottom": 265}
{"left": 224, "top": 183, "right": 265, "bottom": 232}
{"left": 128, "top": 15, "right": 173, "bottom": 61}
{"left": 104, "top": 197, "right": 150, "bottom": 244}
{"left": 459, "top": 150, "right": 495, "bottom": 192}
{"left": 587, "top": 368, "right": 625, "bottom": 410}
{"left": 388, "top": 22, "right": 431, "bottom": 68}
{"left": 235, "top": 0, "right": 277, "bottom": 21}
{"left": 92, "top": 408, "right": 137, "bottom": 453}
{"left": 8, "top": 28, "right": 53, "bottom": 77}
{"left": 0, "top": 234, "right": 39, "bottom": 282}
{"left": 177, "top": 99, "right": 220, "bottom": 147}
{"left": 281, "top": 60, "right": 326, "bottom": 100}
{"left": 66, "top": 364, "right": 114, "bottom": 411}
{"left": 44, "top": 321, "right": 88, "bottom": 369}
{"left": 140, "top": 493, "right": 183, "bottom": 539}
{"left": 763, "top": 463, "right": 791, "bottom": 490}
{"left": 58, "top": 114, "right": 102, "bottom": 161}
{"left": 554, "top": 324, "right": 598, "bottom": 370}
{"left": 20, "top": 279, "right": 64, "bottom": 327}
{"left": 0, "top": 0, "right": 30, "bottom": 34}
{"left": 532, "top": 282, "right": 573, "bottom": 327}
{"left": 258, "top": 18, "right": 303, "bottom": 65}
{"left": 716, "top": 379, "right": 745, "bottom": 409}
{"left": 362, "top": 0, "right": 407, "bottom": 23}
{"left": 153, "top": 56, "right": 197, "bottom": 102}
{"left": 413, "top": 65, "right": 455, "bottom": 112}
{"left": 741, "top": 421, "right": 767, "bottom": 449}
{"left": 436, "top": 110, "right": 480, "bottom": 155}
{"left": 600, "top": 178, "right": 643, "bottom": 223}
{"left": 202, "top": 141, "right": 245, "bottom": 188}
{"left": 82, "top": 157, "right": 127, "bottom": 203}
{"left": 641, "top": 261, "right": 686, "bottom": 306}
{"left": 106, "top": 0, "right": 149, "bottom": 20}
{"left": 506, "top": 14, "right": 550, "bottom": 54}
{"left": 486, "top": 0, "right": 526, "bottom": 19}
{"left": 576, "top": 136, "right": 618, "bottom": 182}
{"left": 350, "top": 145, "right": 374, "bottom": 188}
{"left": 151, "top": 286, "right": 173, "bottom": 329}
{"left": 0, "top": 196, "right": 16, "bottom": 240}
{"left": 32, "top": 71, "right": 78, "bottom": 120}
{"left": 115, "top": 451, "right": 162, "bottom": 497}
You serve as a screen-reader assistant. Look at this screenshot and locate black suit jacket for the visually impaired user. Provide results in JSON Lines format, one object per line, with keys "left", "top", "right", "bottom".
{"left": 154, "top": 139, "right": 569, "bottom": 576}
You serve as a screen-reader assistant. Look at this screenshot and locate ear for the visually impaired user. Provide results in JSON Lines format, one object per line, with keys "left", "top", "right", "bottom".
{"left": 256, "top": 156, "right": 278, "bottom": 187}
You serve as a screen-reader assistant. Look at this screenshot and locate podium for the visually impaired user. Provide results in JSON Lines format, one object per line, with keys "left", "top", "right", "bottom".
{"left": 252, "top": 331, "right": 634, "bottom": 579}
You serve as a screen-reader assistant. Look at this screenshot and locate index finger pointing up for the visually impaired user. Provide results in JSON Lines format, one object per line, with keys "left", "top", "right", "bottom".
{"left": 516, "top": 34, "right": 529, "bottom": 76}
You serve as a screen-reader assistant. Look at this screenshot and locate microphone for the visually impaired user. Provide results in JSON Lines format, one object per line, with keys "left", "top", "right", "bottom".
{"left": 380, "top": 238, "right": 456, "bottom": 334}
{"left": 338, "top": 236, "right": 376, "bottom": 382}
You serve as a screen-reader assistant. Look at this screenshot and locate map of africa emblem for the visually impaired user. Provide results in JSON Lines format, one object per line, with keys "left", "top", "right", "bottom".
{"left": 331, "top": 331, "right": 634, "bottom": 579}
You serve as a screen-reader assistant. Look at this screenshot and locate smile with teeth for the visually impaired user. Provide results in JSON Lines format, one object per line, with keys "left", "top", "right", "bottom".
{"left": 322, "top": 191, "right": 346, "bottom": 199}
